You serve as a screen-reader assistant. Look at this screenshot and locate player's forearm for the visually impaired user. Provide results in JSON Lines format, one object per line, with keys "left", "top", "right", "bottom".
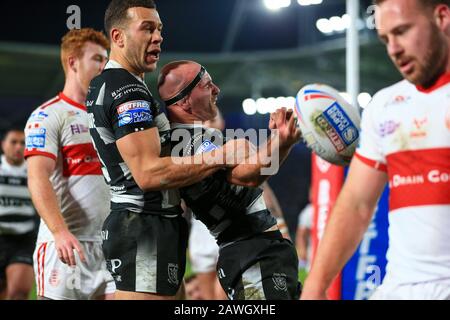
{"left": 136, "top": 151, "right": 227, "bottom": 191}
{"left": 28, "top": 173, "right": 67, "bottom": 234}
{"left": 228, "top": 133, "right": 292, "bottom": 186}
{"left": 304, "top": 192, "right": 374, "bottom": 293}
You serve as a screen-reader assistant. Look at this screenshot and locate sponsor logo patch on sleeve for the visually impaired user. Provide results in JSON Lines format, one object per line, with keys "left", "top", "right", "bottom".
{"left": 26, "top": 128, "right": 46, "bottom": 149}
{"left": 116, "top": 100, "right": 153, "bottom": 127}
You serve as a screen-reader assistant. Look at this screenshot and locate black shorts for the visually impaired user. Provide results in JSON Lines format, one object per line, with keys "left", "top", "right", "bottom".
{"left": 102, "top": 211, "right": 189, "bottom": 296}
{"left": 0, "top": 232, "right": 36, "bottom": 281}
{"left": 217, "top": 231, "right": 301, "bottom": 300}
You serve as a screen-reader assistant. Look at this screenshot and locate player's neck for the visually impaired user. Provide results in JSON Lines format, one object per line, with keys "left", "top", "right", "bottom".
{"left": 62, "top": 80, "right": 86, "bottom": 106}
{"left": 3, "top": 156, "right": 23, "bottom": 167}
{"left": 109, "top": 52, "right": 144, "bottom": 80}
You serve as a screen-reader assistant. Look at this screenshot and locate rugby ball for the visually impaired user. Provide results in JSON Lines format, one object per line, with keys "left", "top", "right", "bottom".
{"left": 294, "top": 84, "right": 361, "bottom": 166}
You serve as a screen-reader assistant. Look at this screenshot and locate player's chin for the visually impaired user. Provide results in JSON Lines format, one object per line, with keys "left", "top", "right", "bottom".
{"left": 143, "top": 61, "right": 158, "bottom": 73}
{"left": 405, "top": 71, "right": 425, "bottom": 86}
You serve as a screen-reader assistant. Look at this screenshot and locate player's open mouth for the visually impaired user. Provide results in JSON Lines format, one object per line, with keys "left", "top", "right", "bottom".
{"left": 146, "top": 49, "right": 160, "bottom": 62}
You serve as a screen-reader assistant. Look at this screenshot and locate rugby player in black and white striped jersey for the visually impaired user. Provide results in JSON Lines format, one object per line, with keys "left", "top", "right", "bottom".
{"left": 0, "top": 128, "right": 37, "bottom": 299}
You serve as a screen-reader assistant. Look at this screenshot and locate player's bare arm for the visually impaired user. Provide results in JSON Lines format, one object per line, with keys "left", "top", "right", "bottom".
{"left": 27, "top": 156, "right": 86, "bottom": 267}
{"left": 116, "top": 126, "right": 240, "bottom": 191}
{"left": 301, "top": 157, "right": 387, "bottom": 299}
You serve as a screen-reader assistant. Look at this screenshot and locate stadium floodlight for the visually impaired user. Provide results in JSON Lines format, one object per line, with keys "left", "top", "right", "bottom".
{"left": 263, "top": 0, "right": 291, "bottom": 11}
{"left": 243, "top": 96, "right": 297, "bottom": 115}
{"left": 329, "top": 16, "right": 346, "bottom": 32}
{"left": 316, "top": 18, "right": 333, "bottom": 34}
{"left": 316, "top": 14, "right": 365, "bottom": 34}
{"left": 256, "top": 98, "right": 270, "bottom": 114}
{"left": 297, "top": 0, "right": 323, "bottom": 6}
{"left": 357, "top": 92, "right": 372, "bottom": 108}
{"left": 243, "top": 98, "right": 257, "bottom": 115}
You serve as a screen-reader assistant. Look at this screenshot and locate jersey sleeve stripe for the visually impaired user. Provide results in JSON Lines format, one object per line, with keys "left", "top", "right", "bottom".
{"left": 354, "top": 152, "right": 387, "bottom": 172}
{"left": 24, "top": 150, "right": 57, "bottom": 161}
{"left": 39, "top": 97, "right": 61, "bottom": 110}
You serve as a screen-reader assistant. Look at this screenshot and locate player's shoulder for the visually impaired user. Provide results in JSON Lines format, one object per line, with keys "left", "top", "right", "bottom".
{"left": 373, "top": 80, "right": 414, "bottom": 103}
{"left": 91, "top": 67, "right": 153, "bottom": 105}
{"left": 27, "top": 94, "right": 65, "bottom": 123}
{"left": 95, "top": 67, "right": 133, "bottom": 84}
{"left": 365, "top": 80, "right": 413, "bottom": 111}
{"left": 96, "top": 67, "right": 143, "bottom": 90}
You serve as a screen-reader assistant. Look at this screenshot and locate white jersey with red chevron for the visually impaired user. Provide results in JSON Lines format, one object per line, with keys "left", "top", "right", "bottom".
{"left": 24, "top": 93, "right": 109, "bottom": 242}
{"left": 356, "top": 74, "right": 450, "bottom": 285}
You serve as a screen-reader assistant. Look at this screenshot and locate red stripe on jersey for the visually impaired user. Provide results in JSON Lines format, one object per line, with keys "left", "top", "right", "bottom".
{"left": 61, "top": 143, "right": 102, "bottom": 176}
{"left": 387, "top": 148, "right": 450, "bottom": 211}
{"left": 354, "top": 152, "right": 388, "bottom": 172}
{"left": 24, "top": 150, "right": 57, "bottom": 161}
{"left": 40, "top": 97, "right": 61, "bottom": 110}
{"left": 59, "top": 92, "right": 86, "bottom": 111}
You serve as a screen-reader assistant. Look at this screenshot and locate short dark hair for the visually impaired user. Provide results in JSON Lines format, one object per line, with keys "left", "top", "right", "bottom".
{"left": 104, "top": 0, "right": 157, "bottom": 37}
{"left": 374, "top": 0, "right": 450, "bottom": 8}
{"left": 1, "top": 127, "right": 24, "bottom": 141}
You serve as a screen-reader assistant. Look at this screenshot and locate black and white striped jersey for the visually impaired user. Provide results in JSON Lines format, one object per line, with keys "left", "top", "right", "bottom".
{"left": 0, "top": 156, "right": 36, "bottom": 235}
{"left": 171, "top": 123, "right": 277, "bottom": 245}
{"left": 86, "top": 60, "right": 181, "bottom": 216}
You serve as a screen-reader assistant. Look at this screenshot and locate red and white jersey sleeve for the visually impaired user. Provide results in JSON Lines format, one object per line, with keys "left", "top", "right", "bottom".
{"left": 356, "top": 77, "right": 450, "bottom": 284}
{"left": 25, "top": 93, "right": 110, "bottom": 243}
{"left": 355, "top": 89, "right": 390, "bottom": 172}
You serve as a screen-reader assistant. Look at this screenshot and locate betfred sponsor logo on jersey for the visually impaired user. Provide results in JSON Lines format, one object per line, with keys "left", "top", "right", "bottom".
{"left": 26, "top": 128, "right": 46, "bottom": 149}
{"left": 116, "top": 100, "right": 152, "bottom": 127}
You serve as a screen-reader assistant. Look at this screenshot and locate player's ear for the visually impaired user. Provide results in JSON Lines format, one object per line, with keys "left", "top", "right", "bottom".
{"left": 434, "top": 4, "right": 450, "bottom": 34}
{"left": 178, "top": 97, "right": 192, "bottom": 113}
{"left": 68, "top": 56, "right": 77, "bottom": 73}
{"left": 111, "top": 28, "right": 125, "bottom": 48}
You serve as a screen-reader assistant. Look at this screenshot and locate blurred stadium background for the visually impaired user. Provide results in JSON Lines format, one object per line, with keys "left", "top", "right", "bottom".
{"left": 0, "top": 0, "right": 401, "bottom": 251}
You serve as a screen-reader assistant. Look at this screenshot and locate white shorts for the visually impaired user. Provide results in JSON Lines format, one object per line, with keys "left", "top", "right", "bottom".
{"left": 370, "top": 278, "right": 450, "bottom": 300}
{"left": 189, "top": 218, "right": 219, "bottom": 274}
{"left": 34, "top": 241, "right": 115, "bottom": 300}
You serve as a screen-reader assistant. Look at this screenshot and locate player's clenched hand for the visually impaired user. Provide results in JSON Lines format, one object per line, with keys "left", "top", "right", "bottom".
{"left": 53, "top": 228, "right": 86, "bottom": 267}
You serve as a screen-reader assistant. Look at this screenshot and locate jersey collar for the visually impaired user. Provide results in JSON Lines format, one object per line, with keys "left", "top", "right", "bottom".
{"left": 416, "top": 72, "right": 450, "bottom": 93}
{"left": 105, "top": 59, "right": 146, "bottom": 85}
{"left": 58, "top": 92, "right": 86, "bottom": 111}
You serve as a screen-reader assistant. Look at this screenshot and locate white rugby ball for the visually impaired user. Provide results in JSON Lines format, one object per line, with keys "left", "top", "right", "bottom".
{"left": 294, "top": 84, "right": 361, "bottom": 166}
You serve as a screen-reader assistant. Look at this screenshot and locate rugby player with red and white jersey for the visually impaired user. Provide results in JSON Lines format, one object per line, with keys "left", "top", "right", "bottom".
{"left": 25, "top": 93, "right": 115, "bottom": 300}
{"left": 356, "top": 75, "right": 450, "bottom": 293}
{"left": 24, "top": 29, "right": 114, "bottom": 300}
{"left": 25, "top": 93, "right": 110, "bottom": 244}
{"left": 301, "top": 0, "right": 450, "bottom": 300}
